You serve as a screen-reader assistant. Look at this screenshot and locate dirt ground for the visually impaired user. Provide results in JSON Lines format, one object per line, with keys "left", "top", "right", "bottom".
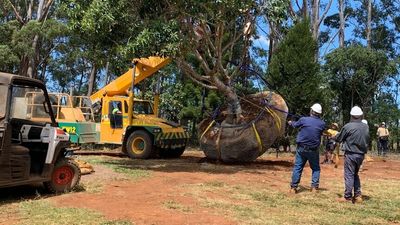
{"left": 2, "top": 149, "right": 400, "bottom": 225}
{"left": 57, "top": 150, "right": 400, "bottom": 225}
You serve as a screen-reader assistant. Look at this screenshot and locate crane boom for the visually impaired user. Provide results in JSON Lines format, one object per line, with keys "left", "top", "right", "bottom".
{"left": 90, "top": 56, "right": 171, "bottom": 104}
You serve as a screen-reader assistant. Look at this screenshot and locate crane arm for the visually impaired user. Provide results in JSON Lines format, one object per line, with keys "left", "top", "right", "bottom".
{"left": 90, "top": 56, "right": 171, "bottom": 104}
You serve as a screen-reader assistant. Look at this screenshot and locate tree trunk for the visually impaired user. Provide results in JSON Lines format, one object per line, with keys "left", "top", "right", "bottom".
{"left": 87, "top": 63, "right": 97, "bottom": 96}
{"left": 311, "top": 0, "right": 320, "bottom": 40}
{"left": 211, "top": 76, "right": 242, "bottom": 124}
{"left": 338, "top": 0, "right": 345, "bottom": 48}
{"left": 366, "top": 0, "right": 372, "bottom": 48}
{"left": 19, "top": 56, "right": 30, "bottom": 76}
{"left": 302, "top": 0, "right": 308, "bottom": 19}
{"left": 27, "top": 0, "right": 46, "bottom": 78}
{"left": 104, "top": 61, "right": 110, "bottom": 85}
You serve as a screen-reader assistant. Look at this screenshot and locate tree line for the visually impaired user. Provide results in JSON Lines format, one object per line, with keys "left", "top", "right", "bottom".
{"left": 0, "top": 0, "right": 399, "bottom": 150}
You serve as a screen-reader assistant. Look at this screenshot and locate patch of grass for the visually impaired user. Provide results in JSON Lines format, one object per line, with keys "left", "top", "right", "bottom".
{"left": 82, "top": 156, "right": 151, "bottom": 180}
{"left": 186, "top": 178, "right": 400, "bottom": 225}
{"left": 73, "top": 181, "right": 104, "bottom": 193}
{"left": 18, "top": 199, "right": 133, "bottom": 225}
{"left": 163, "top": 200, "right": 192, "bottom": 213}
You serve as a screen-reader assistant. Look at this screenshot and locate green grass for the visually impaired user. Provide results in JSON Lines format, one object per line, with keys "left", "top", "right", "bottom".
{"left": 17, "top": 199, "right": 132, "bottom": 225}
{"left": 163, "top": 200, "right": 192, "bottom": 213}
{"left": 187, "top": 178, "right": 400, "bottom": 225}
{"left": 82, "top": 156, "right": 151, "bottom": 180}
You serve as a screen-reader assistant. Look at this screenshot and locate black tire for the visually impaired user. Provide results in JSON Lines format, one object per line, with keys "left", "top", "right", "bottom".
{"left": 159, "top": 147, "right": 186, "bottom": 158}
{"left": 126, "top": 130, "right": 154, "bottom": 159}
{"left": 44, "top": 158, "right": 81, "bottom": 194}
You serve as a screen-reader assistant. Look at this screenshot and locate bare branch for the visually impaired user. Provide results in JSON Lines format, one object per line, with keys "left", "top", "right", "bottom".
{"left": 177, "top": 58, "right": 211, "bottom": 82}
{"left": 318, "top": 0, "right": 333, "bottom": 27}
{"left": 177, "top": 58, "right": 217, "bottom": 90}
{"left": 39, "top": 0, "right": 54, "bottom": 21}
{"left": 185, "top": 73, "right": 218, "bottom": 90}
{"left": 288, "top": 2, "right": 297, "bottom": 19}
{"left": 295, "top": 0, "right": 301, "bottom": 10}
{"left": 7, "top": 0, "right": 25, "bottom": 25}
{"left": 322, "top": 29, "right": 339, "bottom": 56}
{"left": 199, "top": 22, "right": 216, "bottom": 53}
{"left": 194, "top": 50, "right": 211, "bottom": 74}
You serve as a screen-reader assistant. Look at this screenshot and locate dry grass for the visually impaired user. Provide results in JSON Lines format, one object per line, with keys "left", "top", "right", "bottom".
{"left": 186, "top": 178, "right": 400, "bottom": 225}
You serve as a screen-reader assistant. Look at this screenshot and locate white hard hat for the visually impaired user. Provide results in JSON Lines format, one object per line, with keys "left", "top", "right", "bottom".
{"left": 381, "top": 122, "right": 385, "bottom": 125}
{"left": 310, "top": 103, "right": 322, "bottom": 114}
{"left": 361, "top": 119, "right": 368, "bottom": 125}
{"left": 350, "top": 106, "right": 363, "bottom": 116}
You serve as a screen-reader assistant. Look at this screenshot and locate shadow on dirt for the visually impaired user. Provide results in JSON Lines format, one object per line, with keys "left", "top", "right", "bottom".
{"left": 0, "top": 183, "right": 87, "bottom": 204}
{"left": 0, "top": 184, "right": 49, "bottom": 204}
{"left": 86, "top": 152, "right": 294, "bottom": 175}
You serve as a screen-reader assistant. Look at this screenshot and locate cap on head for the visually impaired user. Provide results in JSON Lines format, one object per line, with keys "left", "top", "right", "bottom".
{"left": 381, "top": 122, "right": 386, "bottom": 125}
{"left": 310, "top": 103, "right": 322, "bottom": 114}
{"left": 331, "top": 122, "right": 339, "bottom": 128}
{"left": 362, "top": 119, "right": 368, "bottom": 125}
{"left": 350, "top": 106, "right": 363, "bottom": 116}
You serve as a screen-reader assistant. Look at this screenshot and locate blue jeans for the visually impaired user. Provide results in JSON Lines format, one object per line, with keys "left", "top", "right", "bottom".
{"left": 291, "top": 146, "right": 320, "bottom": 188}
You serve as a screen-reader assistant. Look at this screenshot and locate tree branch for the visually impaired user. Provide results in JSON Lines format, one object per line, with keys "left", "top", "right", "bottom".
{"left": 194, "top": 49, "right": 211, "bottom": 74}
{"left": 7, "top": 0, "right": 25, "bottom": 25}
{"left": 288, "top": 2, "right": 297, "bottom": 20}
{"left": 318, "top": 0, "right": 333, "bottom": 27}
{"left": 39, "top": 0, "right": 54, "bottom": 21}
{"left": 177, "top": 58, "right": 211, "bottom": 82}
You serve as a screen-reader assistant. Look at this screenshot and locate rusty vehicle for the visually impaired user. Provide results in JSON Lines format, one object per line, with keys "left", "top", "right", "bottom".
{"left": 0, "top": 72, "right": 80, "bottom": 193}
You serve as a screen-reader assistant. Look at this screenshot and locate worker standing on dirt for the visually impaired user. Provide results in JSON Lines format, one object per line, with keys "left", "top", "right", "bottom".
{"left": 322, "top": 123, "right": 339, "bottom": 164}
{"left": 335, "top": 106, "right": 369, "bottom": 203}
{"left": 377, "top": 122, "right": 390, "bottom": 157}
{"left": 288, "top": 103, "right": 326, "bottom": 193}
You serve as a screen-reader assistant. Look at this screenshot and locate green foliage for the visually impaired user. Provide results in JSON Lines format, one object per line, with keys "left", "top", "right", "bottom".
{"left": 267, "top": 19, "right": 322, "bottom": 115}
{"left": 323, "top": 45, "right": 397, "bottom": 122}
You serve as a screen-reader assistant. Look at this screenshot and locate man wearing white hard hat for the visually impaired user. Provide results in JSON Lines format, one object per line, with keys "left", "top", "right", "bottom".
{"left": 288, "top": 103, "right": 326, "bottom": 193}
{"left": 335, "top": 106, "right": 369, "bottom": 203}
{"left": 377, "top": 122, "right": 389, "bottom": 156}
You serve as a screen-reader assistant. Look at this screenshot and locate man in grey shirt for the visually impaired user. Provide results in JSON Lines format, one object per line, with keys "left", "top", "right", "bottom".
{"left": 335, "top": 106, "right": 369, "bottom": 203}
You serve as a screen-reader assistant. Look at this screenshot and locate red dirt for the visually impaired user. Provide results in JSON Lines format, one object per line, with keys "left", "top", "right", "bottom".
{"left": 48, "top": 151, "right": 400, "bottom": 225}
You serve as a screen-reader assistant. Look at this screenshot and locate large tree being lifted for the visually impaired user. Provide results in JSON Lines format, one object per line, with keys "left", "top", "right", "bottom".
{"left": 173, "top": 0, "right": 288, "bottom": 162}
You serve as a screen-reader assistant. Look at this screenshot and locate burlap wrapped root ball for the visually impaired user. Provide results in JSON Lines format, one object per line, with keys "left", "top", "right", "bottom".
{"left": 198, "top": 91, "right": 288, "bottom": 163}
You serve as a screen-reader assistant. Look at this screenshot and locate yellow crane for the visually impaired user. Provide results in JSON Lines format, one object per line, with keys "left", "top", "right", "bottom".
{"left": 89, "top": 56, "right": 190, "bottom": 159}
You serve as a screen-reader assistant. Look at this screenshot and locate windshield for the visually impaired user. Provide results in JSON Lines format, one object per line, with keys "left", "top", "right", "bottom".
{"left": 0, "top": 85, "right": 7, "bottom": 119}
{"left": 133, "top": 101, "right": 154, "bottom": 115}
{"left": 10, "top": 85, "right": 52, "bottom": 121}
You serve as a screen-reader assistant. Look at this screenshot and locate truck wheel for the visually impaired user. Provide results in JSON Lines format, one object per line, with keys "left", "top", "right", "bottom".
{"left": 126, "top": 130, "right": 154, "bottom": 159}
{"left": 44, "top": 158, "right": 81, "bottom": 194}
{"left": 159, "top": 147, "right": 185, "bottom": 158}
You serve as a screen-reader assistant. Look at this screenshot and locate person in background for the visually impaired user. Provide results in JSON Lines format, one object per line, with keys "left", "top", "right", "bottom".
{"left": 336, "top": 106, "right": 369, "bottom": 203}
{"left": 322, "top": 123, "right": 339, "bottom": 164}
{"left": 288, "top": 103, "right": 326, "bottom": 193}
{"left": 377, "top": 122, "right": 390, "bottom": 157}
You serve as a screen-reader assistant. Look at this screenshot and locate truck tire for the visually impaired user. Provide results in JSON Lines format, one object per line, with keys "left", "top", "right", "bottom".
{"left": 159, "top": 147, "right": 185, "bottom": 158}
{"left": 44, "top": 158, "right": 81, "bottom": 193}
{"left": 126, "top": 130, "right": 154, "bottom": 159}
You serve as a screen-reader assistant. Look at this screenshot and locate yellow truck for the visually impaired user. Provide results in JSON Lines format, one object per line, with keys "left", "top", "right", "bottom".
{"left": 31, "top": 57, "right": 190, "bottom": 159}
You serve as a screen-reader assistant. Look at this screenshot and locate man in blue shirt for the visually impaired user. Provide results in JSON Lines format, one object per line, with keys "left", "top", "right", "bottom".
{"left": 288, "top": 103, "right": 326, "bottom": 193}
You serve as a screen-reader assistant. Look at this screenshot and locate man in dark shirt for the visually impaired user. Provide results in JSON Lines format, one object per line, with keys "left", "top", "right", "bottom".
{"left": 288, "top": 103, "right": 326, "bottom": 193}
{"left": 336, "top": 106, "right": 369, "bottom": 203}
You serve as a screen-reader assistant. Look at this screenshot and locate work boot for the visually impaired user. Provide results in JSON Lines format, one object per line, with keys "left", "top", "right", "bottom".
{"left": 336, "top": 197, "right": 353, "bottom": 203}
{"left": 354, "top": 195, "right": 363, "bottom": 203}
{"left": 310, "top": 187, "right": 319, "bottom": 193}
{"left": 289, "top": 187, "right": 299, "bottom": 194}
